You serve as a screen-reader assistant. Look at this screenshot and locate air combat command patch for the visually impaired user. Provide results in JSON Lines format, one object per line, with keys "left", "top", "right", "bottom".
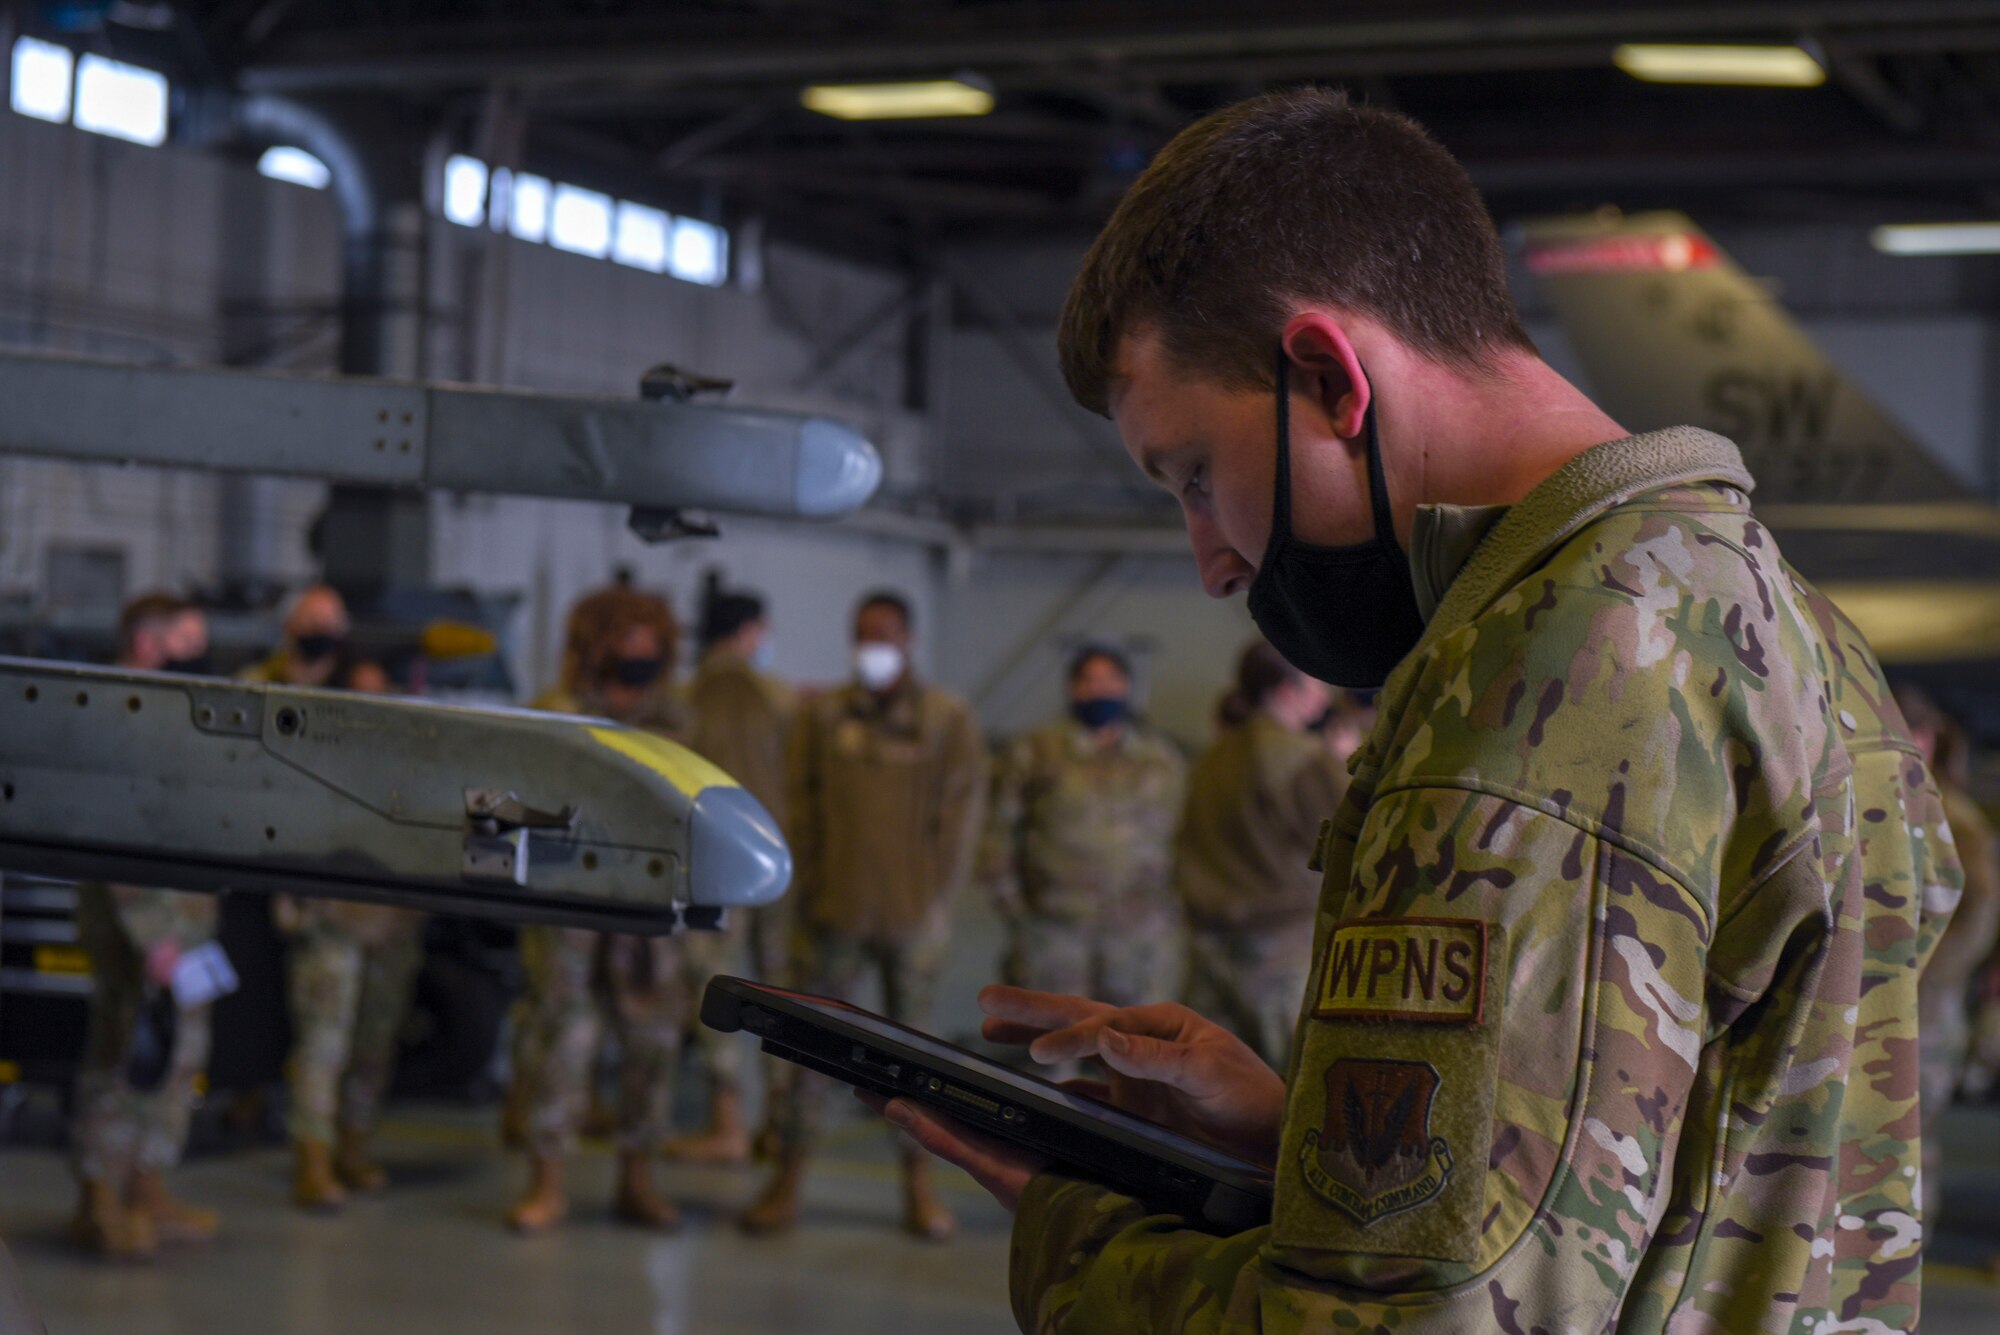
{"left": 1298, "top": 1059, "right": 1454, "bottom": 1226}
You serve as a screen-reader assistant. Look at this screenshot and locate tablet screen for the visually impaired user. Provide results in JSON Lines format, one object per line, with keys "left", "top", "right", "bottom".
{"left": 754, "top": 983, "right": 1273, "bottom": 1181}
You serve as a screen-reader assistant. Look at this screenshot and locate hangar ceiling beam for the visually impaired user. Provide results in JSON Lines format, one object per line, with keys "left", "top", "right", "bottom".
{"left": 234, "top": 4, "right": 2000, "bottom": 93}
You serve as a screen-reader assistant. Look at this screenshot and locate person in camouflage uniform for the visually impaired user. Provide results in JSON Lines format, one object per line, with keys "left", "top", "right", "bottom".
{"left": 981, "top": 644, "right": 1186, "bottom": 1024}
{"left": 738, "top": 590, "right": 987, "bottom": 1240}
{"left": 70, "top": 594, "right": 223, "bottom": 1260}
{"left": 880, "top": 92, "right": 1955, "bottom": 1335}
{"left": 1895, "top": 686, "right": 2000, "bottom": 1229}
{"left": 664, "top": 590, "right": 794, "bottom": 1165}
{"left": 284, "top": 653, "right": 425, "bottom": 1212}
{"left": 1175, "top": 640, "right": 1343, "bottom": 1068}
{"left": 240, "top": 584, "right": 349, "bottom": 688}
{"left": 505, "top": 583, "right": 694, "bottom": 1234}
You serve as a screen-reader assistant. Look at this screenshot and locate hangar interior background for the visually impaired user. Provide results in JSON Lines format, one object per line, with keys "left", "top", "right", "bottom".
{"left": 2, "top": 3, "right": 2000, "bottom": 1332}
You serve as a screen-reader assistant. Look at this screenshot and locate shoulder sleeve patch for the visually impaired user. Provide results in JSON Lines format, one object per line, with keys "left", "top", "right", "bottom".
{"left": 1314, "top": 917, "right": 1487, "bottom": 1025}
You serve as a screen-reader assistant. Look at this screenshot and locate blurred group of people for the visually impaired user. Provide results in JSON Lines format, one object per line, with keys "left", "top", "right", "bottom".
{"left": 69, "top": 585, "right": 414, "bottom": 1260}
{"left": 54, "top": 576, "right": 1394, "bottom": 1257}
{"left": 76, "top": 574, "right": 2000, "bottom": 1261}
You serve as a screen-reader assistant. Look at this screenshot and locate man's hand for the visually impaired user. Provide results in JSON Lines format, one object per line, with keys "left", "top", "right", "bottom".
{"left": 980, "top": 986, "right": 1287, "bottom": 1169}
{"left": 143, "top": 939, "right": 182, "bottom": 990}
{"left": 863, "top": 986, "right": 1290, "bottom": 1215}
{"left": 858, "top": 1091, "right": 1047, "bottom": 1211}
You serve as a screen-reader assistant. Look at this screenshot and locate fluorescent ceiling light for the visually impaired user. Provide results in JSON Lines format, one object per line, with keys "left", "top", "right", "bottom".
{"left": 1871, "top": 222, "right": 2000, "bottom": 257}
{"left": 257, "top": 146, "right": 330, "bottom": 189}
{"left": 1613, "top": 44, "right": 1825, "bottom": 87}
{"left": 73, "top": 53, "right": 169, "bottom": 145}
{"left": 10, "top": 37, "right": 74, "bottom": 123}
{"left": 802, "top": 78, "right": 994, "bottom": 120}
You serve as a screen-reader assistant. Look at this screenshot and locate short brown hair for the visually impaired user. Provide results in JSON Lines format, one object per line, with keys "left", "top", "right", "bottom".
{"left": 1058, "top": 88, "right": 1533, "bottom": 415}
{"left": 562, "top": 585, "right": 679, "bottom": 690}
{"left": 118, "top": 592, "right": 196, "bottom": 656}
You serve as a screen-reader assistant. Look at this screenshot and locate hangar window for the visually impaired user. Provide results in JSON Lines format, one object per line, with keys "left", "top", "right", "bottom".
{"left": 550, "top": 184, "right": 614, "bottom": 258}
{"left": 73, "top": 54, "right": 168, "bottom": 146}
{"left": 612, "top": 201, "right": 671, "bottom": 273}
{"left": 9, "top": 36, "right": 74, "bottom": 124}
{"left": 497, "top": 169, "right": 551, "bottom": 243}
{"left": 258, "top": 146, "right": 330, "bottom": 189}
{"left": 669, "top": 217, "right": 728, "bottom": 287}
{"left": 444, "top": 154, "right": 488, "bottom": 226}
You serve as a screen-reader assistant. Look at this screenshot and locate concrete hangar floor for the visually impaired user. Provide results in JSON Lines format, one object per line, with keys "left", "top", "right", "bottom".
{"left": 1, "top": 1100, "right": 1998, "bottom": 1332}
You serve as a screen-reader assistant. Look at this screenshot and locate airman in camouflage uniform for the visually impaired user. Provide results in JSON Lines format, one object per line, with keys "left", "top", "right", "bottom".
{"left": 888, "top": 93, "right": 1953, "bottom": 1335}
{"left": 283, "top": 899, "right": 423, "bottom": 1210}
{"left": 285, "top": 656, "right": 426, "bottom": 1212}
{"left": 505, "top": 584, "right": 693, "bottom": 1234}
{"left": 1895, "top": 686, "right": 2000, "bottom": 1227}
{"left": 739, "top": 591, "right": 987, "bottom": 1240}
{"left": 1174, "top": 641, "right": 1344, "bottom": 1068}
{"left": 665, "top": 591, "right": 794, "bottom": 1165}
{"left": 981, "top": 644, "right": 1186, "bottom": 1013}
{"left": 70, "top": 594, "right": 222, "bottom": 1260}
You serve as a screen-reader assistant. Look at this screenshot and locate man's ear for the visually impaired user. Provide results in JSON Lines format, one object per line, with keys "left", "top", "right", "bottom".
{"left": 1280, "top": 313, "right": 1369, "bottom": 441}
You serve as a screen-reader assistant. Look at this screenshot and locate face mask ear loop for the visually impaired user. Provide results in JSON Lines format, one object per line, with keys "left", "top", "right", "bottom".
{"left": 1269, "top": 346, "right": 1295, "bottom": 549}
{"left": 1360, "top": 379, "right": 1399, "bottom": 554}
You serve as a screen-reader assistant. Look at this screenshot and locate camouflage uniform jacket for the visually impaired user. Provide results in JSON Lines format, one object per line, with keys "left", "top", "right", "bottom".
{"left": 1174, "top": 716, "right": 1348, "bottom": 934}
{"left": 788, "top": 677, "right": 987, "bottom": 942}
{"left": 980, "top": 719, "right": 1187, "bottom": 924}
{"left": 688, "top": 648, "right": 795, "bottom": 824}
{"left": 1010, "top": 427, "right": 1957, "bottom": 1335}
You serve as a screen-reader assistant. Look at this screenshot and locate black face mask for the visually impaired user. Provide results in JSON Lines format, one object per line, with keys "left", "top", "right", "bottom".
{"left": 161, "top": 653, "right": 212, "bottom": 677}
{"left": 1245, "top": 352, "right": 1427, "bottom": 690}
{"left": 609, "top": 656, "right": 666, "bottom": 689}
{"left": 294, "top": 634, "right": 343, "bottom": 664}
{"left": 1070, "top": 697, "right": 1129, "bottom": 731}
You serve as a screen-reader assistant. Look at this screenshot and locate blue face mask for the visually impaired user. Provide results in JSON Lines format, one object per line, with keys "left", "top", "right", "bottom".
{"left": 751, "top": 639, "right": 776, "bottom": 672}
{"left": 1071, "top": 697, "right": 1130, "bottom": 731}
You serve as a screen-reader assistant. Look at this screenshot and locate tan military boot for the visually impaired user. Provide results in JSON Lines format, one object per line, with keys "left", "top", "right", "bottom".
{"left": 612, "top": 1152, "right": 682, "bottom": 1231}
{"left": 292, "top": 1139, "right": 348, "bottom": 1213}
{"left": 662, "top": 1085, "right": 753, "bottom": 1165}
{"left": 127, "top": 1169, "right": 219, "bottom": 1244}
{"left": 900, "top": 1154, "right": 957, "bottom": 1243}
{"left": 505, "top": 1154, "right": 567, "bottom": 1233}
{"left": 334, "top": 1125, "right": 389, "bottom": 1194}
{"left": 736, "top": 1152, "right": 806, "bottom": 1235}
{"left": 69, "top": 1179, "right": 157, "bottom": 1261}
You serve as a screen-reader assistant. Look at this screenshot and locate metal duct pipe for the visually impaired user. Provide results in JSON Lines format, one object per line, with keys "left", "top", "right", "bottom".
{"left": 193, "top": 92, "right": 433, "bottom": 593}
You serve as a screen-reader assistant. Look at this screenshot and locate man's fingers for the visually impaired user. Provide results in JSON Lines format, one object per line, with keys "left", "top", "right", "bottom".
{"left": 1025, "top": 1005, "right": 1194, "bottom": 1064}
{"left": 978, "top": 985, "right": 1108, "bottom": 1031}
{"left": 1094, "top": 1026, "right": 1198, "bottom": 1090}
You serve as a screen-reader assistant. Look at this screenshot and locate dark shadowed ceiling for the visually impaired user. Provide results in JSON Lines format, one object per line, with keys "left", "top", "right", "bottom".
{"left": 21, "top": 1, "right": 2000, "bottom": 259}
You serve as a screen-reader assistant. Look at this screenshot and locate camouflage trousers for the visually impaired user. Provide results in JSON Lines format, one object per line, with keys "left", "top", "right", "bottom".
{"left": 1182, "top": 918, "right": 1316, "bottom": 1072}
{"left": 511, "top": 926, "right": 685, "bottom": 1156}
{"left": 71, "top": 895, "right": 212, "bottom": 1183}
{"left": 1002, "top": 904, "right": 1183, "bottom": 1010}
{"left": 286, "top": 919, "right": 423, "bottom": 1144}
{"left": 770, "top": 918, "right": 951, "bottom": 1154}
{"left": 679, "top": 912, "right": 749, "bottom": 1087}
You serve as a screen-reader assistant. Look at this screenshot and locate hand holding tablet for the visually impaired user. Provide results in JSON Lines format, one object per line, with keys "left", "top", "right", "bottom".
{"left": 701, "top": 977, "right": 1280, "bottom": 1228}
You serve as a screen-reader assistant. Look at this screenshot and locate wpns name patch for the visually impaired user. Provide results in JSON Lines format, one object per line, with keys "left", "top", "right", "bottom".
{"left": 1315, "top": 917, "right": 1486, "bottom": 1025}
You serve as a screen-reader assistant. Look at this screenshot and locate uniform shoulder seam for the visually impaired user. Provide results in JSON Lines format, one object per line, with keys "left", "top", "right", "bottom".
{"left": 1375, "top": 774, "right": 1712, "bottom": 930}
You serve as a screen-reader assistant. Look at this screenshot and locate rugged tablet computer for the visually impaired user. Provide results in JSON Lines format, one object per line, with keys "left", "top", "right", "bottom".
{"left": 701, "top": 976, "right": 1275, "bottom": 1232}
